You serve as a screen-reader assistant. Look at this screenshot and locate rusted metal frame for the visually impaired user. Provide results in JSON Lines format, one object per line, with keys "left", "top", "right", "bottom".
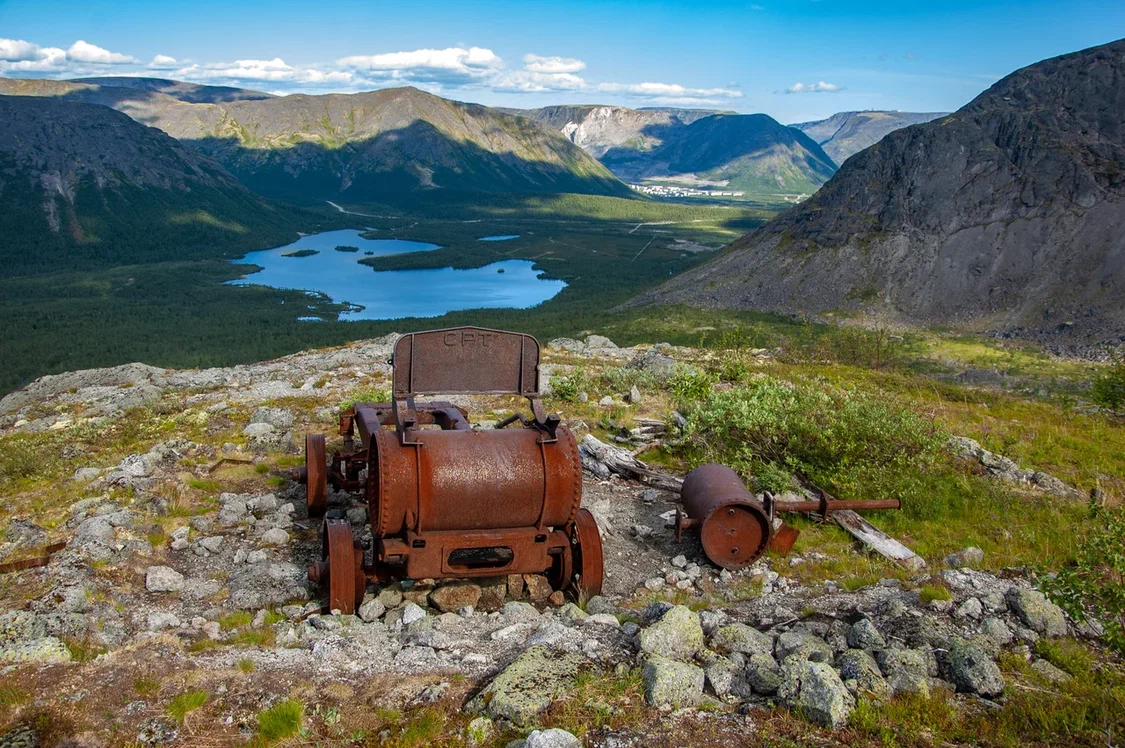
{"left": 0, "top": 542, "right": 66, "bottom": 574}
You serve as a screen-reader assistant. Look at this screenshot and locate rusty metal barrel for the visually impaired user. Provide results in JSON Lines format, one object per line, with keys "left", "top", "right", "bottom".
{"left": 368, "top": 426, "right": 582, "bottom": 537}
{"left": 680, "top": 463, "right": 772, "bottom": 569}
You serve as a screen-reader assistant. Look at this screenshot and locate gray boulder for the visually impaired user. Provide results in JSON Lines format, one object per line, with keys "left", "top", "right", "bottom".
{"left": 145, "top": 566, "right": 185, "bottom": 593}
{"left": 837, "top": 649, "right": 891, "bottom": 700}
{"left": 775, "top": 630, "right": 833, "bottom": 663}
{"left": 711, "top": 622, "right": 773, "bottom": 656}
{"left": 525, "top": 728, "right": 580, "bottom": 748}
{"left": 743, "top": 652, "right": 783, "bottom": 695}
{"left": 949, "top": 640, "right": 1005, "bottom": 697}
{"left": 467, "top": 645, "right": 585, "bottom": 725}
{"left": 778, "top": 660, "right": 855, "bottom": 729}
{"left": 847, "top": 619, "right": 886, "bottom": 650}
{"left": 643, "top": 655, "right": 705, "bottom": 708}
{"left": 1006, "top": 587, "right": 1067, "bottom": 637}
{"left": 638, "top": 605, "right": 704, "bottom": 661}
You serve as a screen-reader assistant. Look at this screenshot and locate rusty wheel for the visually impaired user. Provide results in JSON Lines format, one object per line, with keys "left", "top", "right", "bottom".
{"left": 322, "top": 519, "right": 364, "bottom": 614}
{"left": 305, "top": 434, "right": 328, "bottom": 518}
{"left": 570, "top": 508, "right": 604, "bottom": 598}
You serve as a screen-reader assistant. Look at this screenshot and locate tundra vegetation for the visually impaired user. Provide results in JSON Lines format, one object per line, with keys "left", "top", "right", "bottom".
{"left": 0, "top": 314, "right": 1122, "bottom": 746}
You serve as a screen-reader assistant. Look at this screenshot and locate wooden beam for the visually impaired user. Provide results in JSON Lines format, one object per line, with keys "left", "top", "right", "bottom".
{"left": 832, "top": 509, "right": 926, "bottom": 571}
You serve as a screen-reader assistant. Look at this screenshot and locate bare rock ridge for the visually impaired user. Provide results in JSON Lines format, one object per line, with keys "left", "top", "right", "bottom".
{"left": 631, "top": 38, "right": 1125, "bottom": 346}
{"left": 790, "top": 110, "right": 949, "bottom": 164}
{"left": 0, "top": 79, "right": 628, "bottom": 202}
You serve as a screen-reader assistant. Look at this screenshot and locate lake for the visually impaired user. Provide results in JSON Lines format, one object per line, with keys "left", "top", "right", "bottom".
{"left": 228, "top": 229, "right": 566, "bottom": 320}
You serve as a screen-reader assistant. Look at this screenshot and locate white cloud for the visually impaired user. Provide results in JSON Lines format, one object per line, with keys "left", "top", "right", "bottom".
{"left": 786, "top": 80, "right": 842, "bottom": 93}
{"left": 67, "top": 40, "right": 137, "bottom": 65}
{"left": 0, "top": 36, "right": 747, "bottom": 110}
{"left": 522, "top": 54, "right": 585, "bottom": 74}
{"left": 337, "top": 46, "right": 502, "bottom": 86}
{"left": 0, "top": 38, "right": 43, "bottom": 61}
{"left": 173, "top": 58, "right": 353, "bottom": 85}
{"left": 493, "top": 70, "right": 586, "bottom": 93}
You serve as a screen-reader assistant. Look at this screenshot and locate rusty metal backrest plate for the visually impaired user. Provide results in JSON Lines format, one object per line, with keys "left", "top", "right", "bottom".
{"left": 393, "top": 327, "right": 541, "bottom": 396}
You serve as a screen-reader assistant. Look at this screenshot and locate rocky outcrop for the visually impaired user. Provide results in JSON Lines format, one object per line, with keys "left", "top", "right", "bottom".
{"left": 633, "top": 39, "right": 1125, "bottom": 347}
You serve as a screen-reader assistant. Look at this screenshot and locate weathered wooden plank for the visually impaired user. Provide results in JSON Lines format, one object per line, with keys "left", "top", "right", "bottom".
{"left": 833, "top": 509, "right": 926, "bottom": 570}
{"left": 578, "top": 434, "right": 684, "bottom": 492}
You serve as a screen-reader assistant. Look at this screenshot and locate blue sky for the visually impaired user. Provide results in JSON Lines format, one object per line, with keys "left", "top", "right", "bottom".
{"left": 1, "top": 0, "right": 1122, "bottom": 122}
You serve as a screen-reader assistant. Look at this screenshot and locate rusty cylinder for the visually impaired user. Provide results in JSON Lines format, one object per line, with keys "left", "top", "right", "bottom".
{"left": 680, "top": 463, "right": 773, "bottom": 570}
{"left": 369, "top": 426, "right": 582, "bottom": 537}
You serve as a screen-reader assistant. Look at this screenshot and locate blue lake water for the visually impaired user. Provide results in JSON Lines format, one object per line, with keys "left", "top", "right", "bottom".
{"left": 479, "top": 234, "right": 520, "bottom": 241}
{"left": 228, "top": 229, "right": 566, "bottom": 320}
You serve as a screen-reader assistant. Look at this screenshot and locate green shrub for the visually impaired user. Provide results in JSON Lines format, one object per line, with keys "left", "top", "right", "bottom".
{"left": 1040, "top": 508, "right": 1125, "bottom": 655}
{"left": 549, "top": 367, "right": 587, "bottom": 402}
{"left": 256, "top": 699, "right": 303, "bottom": 742}
{"left": 1091, "top": 357, "right": 1125, "bottom": 413}
{"left": 669, "top": 366, "right": 717, "bottom": 404}
{"left": 681, "top": 376, "right": 947, "bottom": 507}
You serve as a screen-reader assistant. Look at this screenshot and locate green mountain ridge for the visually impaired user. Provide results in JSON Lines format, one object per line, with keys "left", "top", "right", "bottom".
{"left": 0, "top": 79, "right": 629, "bottom": 203}
{"left": 0, "top": 95, "right": 301, "bottom": 276}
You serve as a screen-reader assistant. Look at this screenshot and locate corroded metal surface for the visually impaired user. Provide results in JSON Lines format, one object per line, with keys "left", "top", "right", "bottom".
{"left": 679, "top": 463, "right": 772, "bottom": 570}
{"left": 302, "top": 326, "right": 603, "bottom": 609}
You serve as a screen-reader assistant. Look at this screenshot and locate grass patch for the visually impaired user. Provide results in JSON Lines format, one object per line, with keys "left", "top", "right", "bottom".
{"left": 256, "top": 699, "right": 303, "bottom": 742}
{"left": 188, "top": 638, "right": 221, "bottom": 653}
{"left": 918, "top": 584, "right": 952, "bottom": 604}
{"left": 134, "top": 676, "right": 161, "bottom": 700}
{"left": 166, "top": 689, "right": 209, "bottom": 724}
{"left": 237, "top": 658, "right": 256, "bottom": 673}
{"left": 187, "top": 477, "right": 221, "bottom": 493}
{"left": 0, "top": 685, "right": 28, "bottom": 706}
{"left": 219, "top": 611, "right": 253, "bottom": 629}
{"left": 542, "top": 669, "right": 648, "bottom": 737}
{"left": 232, "top": 629, "right": 276, "bottom": 647}
{"left": 64, "top": 637, "right": 105, "bottom": 663}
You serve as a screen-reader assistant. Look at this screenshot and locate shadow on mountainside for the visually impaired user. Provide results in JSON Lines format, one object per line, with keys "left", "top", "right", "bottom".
{"left": 179, "top": 120, "right": 633, "bottom": 205}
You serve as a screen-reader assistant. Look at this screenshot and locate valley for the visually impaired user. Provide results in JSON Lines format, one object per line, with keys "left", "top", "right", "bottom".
{"left": 0, "top": 194, "right": 767, "bottom": 394}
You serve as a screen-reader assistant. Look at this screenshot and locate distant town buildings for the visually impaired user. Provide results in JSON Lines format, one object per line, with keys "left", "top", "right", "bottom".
{"left": 629, "top": 184, "right": 745, "bottom": 198}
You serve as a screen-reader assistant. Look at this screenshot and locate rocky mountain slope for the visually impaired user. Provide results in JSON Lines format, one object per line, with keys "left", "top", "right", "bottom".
{"left": 0, "top": 95, "right": 298, "bottom": 275}
{"left": 512, "top": 104, "right": 837, "bottom": 198}
{"left": 0, "top": 79, "right": 629, "bottom": 203}
{"left": 72, "top": 76, "right": 273, "bottom": 103}
{"left": 790, "top": 110, "right": 948, "bottom": 164}
{"left": 632, "top": 39, "right": 1125, "bottom": 346}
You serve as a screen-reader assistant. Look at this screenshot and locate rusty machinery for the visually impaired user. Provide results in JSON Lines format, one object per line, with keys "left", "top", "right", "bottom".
{"left": 297, "top": 327, "right": 603, "bottom": 614}
{"left": 672, "top": 463, "right": 900, "bottom": 570}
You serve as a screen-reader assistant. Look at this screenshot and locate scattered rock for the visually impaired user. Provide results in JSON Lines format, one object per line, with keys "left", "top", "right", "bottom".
{"left": 525, "top": 729, "right": 580, "bottom": 748}
{"left": 847, "top": 619, "right": 886, "bottom": 651}
{"left": 1030, "top": 658, "right": 1072, "bottom": 684}
{"left": 775, "top": 630, "right": 832, "bottom": 663}
{"left": 955, "top": 598, "right": 984, "bottom": 619}
{"left": 949, "top": 640, "right": 1005, "bottom": 697}
{"left": 711, "top": 623, "right": 773, "bottom": 656}
{"left": 778, "top": 660, "right": 855, "bottom": 729}
{"left": 260, "top": 528, "right": 290, "bottom": 547}
{"left": 466, "top": 716, "right": 495, "bottom": 745}
{"left": 359, "top": 599, "right": 386, "bottom": 622}
{"left": 402, "top": 603, "right": 427, "bottom": 626}
{"left": 837, "top": 649, "right": 891, "bottom": 701}
{"left": 642, "top": 655, "right": 705, "bottom": 708}
{"left": 638, "top": 605, "right": 704, "bottom": 661}
{"left": 145, "top": 566, "right": 184, "bottom": 593}
{"left": 430, "top": 582, "right": 482, "bottom": 613}
{"left": 744, "top": 652, "right": 783, "bottom": 695}
{"left": 945, "top": 547, "right": 985, "bottom": 568}
{"left": 523, "top": 574, "right": 553, "bottom": 602}
{"left": 1007, "top": 587, "right": 1067, "bottom": 637}
{"left": 467, "top": 645, "right": 585, "bottom": 725}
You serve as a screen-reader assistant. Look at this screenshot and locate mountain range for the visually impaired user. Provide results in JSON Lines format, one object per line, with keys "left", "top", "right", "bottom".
{"left": 790, "top": 110, "right": 949, "bottom": 164}
{"left": 632, "top": 39, "right": 1125, "bottom": 345}
{"left": 513, "top": 104, "right": 838, "bottom": 198}
{"left": 0, "top": 79, "right": 627, "bottom": 203}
